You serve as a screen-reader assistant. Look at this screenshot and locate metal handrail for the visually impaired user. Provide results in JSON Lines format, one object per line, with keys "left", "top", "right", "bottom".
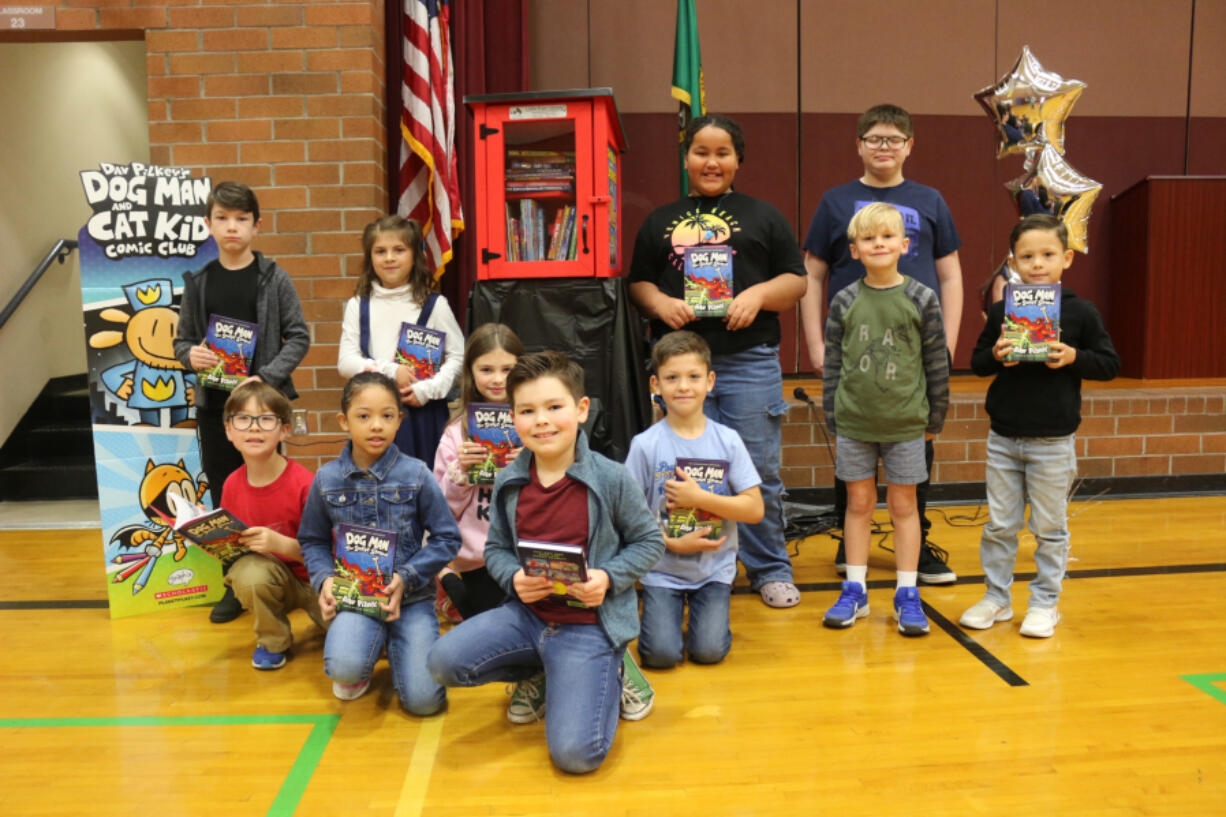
{"left": 0, "top": 239, "right": 78, "bottom": 332}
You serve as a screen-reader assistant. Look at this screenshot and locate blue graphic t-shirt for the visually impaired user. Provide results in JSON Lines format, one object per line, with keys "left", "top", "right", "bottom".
{"left": 802, "top": 179, "right": 961, "bottom": 304}
{"left": 624, "top": 418, "right": 760, "bottom": 590}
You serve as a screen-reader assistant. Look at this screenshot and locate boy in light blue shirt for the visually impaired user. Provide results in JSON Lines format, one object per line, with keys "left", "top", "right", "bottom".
{"left": 626, "top": 331, "right": 763, "bottom": 668}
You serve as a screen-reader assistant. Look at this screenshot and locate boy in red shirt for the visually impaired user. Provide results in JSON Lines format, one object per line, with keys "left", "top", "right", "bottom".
{"left": 220, "top": 381, "right": 322, "bottom": 669}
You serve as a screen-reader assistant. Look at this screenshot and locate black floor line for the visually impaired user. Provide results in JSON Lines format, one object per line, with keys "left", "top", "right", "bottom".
{"left": 729, "top": 561, "right": 1226, "bottom": 687}
{"left": 0, "top": 600, "right": 109, "bottom": 610}
{"left": 922, "top": 601, "right": 1028, "bottom": 687}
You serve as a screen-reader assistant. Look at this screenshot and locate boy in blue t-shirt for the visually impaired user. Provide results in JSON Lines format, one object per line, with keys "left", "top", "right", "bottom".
{"left": 626, "top": 331, "right": 763, "bottom": 668}
{"left": 799, "top": 103, "right": 962, "bottom": 585}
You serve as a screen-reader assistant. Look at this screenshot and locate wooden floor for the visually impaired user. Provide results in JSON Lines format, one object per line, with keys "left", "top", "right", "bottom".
{"left": 2, "top": 495, "right": 1224, "bottom": 816}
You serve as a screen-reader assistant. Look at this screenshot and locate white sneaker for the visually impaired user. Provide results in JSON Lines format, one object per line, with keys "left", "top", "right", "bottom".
{"left": 1019, "top": 606, "right": 1060, "bottom": 638}
{"left": 332, "top": 679, "right": 371, "bottom": 701}
{"left": 959, "top": 599, "right": 1014, "bottom": 630}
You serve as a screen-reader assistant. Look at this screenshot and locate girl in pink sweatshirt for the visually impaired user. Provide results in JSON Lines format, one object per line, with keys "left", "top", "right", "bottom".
{"left": 433, "top": 323, "right": 525, "bottom": 619}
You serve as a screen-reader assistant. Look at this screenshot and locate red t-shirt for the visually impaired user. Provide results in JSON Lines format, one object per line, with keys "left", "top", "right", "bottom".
{"left": 516, "top": 464, "right": 596, "bottom": 625}
{"left": 220, "top": 458, "right": 315, "bottom": 582}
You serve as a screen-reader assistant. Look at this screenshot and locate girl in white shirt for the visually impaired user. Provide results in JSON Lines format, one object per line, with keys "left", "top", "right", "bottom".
{"left": 338, "top": 215, "right": 463, "bottom": 466}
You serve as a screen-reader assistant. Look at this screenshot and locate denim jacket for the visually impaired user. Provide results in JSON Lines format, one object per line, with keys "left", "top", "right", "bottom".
{"left": 484, "top": 431, "right": 666, "bottom": 648}
{"left": 299, "top": 442, "right": 461, "bottom": 605}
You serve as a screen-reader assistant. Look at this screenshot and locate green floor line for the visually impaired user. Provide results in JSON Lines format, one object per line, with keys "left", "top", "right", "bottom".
{"left": 1181, "top": 673, "right": 1226, "bottom": 706}
{"left": 0, "top": 713, "right": 341, "bottom": 817}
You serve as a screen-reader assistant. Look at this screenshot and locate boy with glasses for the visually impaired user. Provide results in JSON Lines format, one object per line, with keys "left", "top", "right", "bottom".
{"left": 799, "top": 103, "right": 963, "bottom": 584}
{"left": 218, "top": 381, "right": 322, "bottom": 669}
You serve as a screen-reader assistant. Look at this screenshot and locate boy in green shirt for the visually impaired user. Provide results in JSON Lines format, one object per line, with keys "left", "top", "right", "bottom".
{"left": 820, "top": 203, "right": 949, "bottom": 636}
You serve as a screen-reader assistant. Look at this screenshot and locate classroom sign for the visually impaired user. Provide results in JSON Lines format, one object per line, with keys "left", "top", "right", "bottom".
{"left": 78, "top": 162, "right": 223, "bottom": 618}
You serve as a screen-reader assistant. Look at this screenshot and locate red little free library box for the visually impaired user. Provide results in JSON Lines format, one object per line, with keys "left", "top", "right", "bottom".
{"left": 465, "top": 88, "right": 627, "bottom": 279}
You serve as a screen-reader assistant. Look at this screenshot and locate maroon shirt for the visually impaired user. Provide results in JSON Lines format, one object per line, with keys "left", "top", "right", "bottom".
{"left": 516, "top": 463, "right": 597, "bottom": 625}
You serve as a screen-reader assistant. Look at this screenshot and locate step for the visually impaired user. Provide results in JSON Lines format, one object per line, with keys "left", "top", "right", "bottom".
{"left": 0, "top": 457, "right": 97, "bottom": 501}
{"left": 21, "top": 422, "right": 95, "bottom": 459}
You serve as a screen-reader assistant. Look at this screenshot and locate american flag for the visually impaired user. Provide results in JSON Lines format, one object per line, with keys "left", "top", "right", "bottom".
{"left": 399, "top": 0, "right": 463, "bottom": 278}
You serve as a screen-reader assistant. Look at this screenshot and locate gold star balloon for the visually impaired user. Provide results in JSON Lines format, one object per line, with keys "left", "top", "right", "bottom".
{"left": 1005, "top": 145, "right": 1102, "bottom": 253}
{"left": 975, "top": 45, "right": 1085, "bottom": 158}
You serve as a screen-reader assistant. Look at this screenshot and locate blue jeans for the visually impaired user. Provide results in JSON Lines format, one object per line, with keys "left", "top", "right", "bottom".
{"left": 979, "top": 431, "right": 1077, "bottom": 609}
{"left": 706, "top": 344, "right": 792, "bottom": 588}
{"left": 324, "top": 598, "right": 445, "bottom": 716}
{"left": 427, "top": 602, "right": 623, "bottom": 774}
{"left": 638, "top": 582, "right": 732, "bottom": 668}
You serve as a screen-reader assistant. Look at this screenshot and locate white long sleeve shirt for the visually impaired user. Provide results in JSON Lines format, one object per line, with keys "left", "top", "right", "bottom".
{"left": 337, "top": 281, "right": 464, "bottom": 403}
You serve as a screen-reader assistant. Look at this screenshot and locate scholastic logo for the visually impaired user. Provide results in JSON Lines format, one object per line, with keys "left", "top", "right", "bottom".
{"left": 156, "top": 585, "right": 209, "bottom": 600}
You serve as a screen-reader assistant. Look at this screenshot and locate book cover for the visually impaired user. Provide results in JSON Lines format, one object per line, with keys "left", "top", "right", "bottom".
{"left": 1003, "top": 282, "right": 1061, "bottom": 362}
{"left": 167, "top": 492, "right": 250, "bottom": 571}
{"left": 516, "top": 540, "right": 588, "bottom": 606}
{"left": 199, "top": 313, "right": 258, "bottom": 391}
{"left": 682, "top": 245, "right": 734, "bottom": 318}
{"left": 395, "top": 324, "right": 445, "bottom": 380}
{"left": 665, "top": 458, "right": 729, "bottom": 540}
{"left": 466, "top": 402, "right": 520, "bottom": 484}
{"left": 332, "top": 523, "right": 397, "bottom": 620}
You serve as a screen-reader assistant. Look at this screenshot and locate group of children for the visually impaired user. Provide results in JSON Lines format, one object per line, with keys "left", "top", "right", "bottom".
{"left": 167, "top": 100, "right": 1120, "bottom": 775}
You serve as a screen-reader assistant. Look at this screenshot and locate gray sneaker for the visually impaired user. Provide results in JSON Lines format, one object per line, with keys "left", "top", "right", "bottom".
{"left": 620, "top": 651, "right": 655, "bottom": 720}
{"left": 506, "top": 671, "right": 546, "bottom": 723}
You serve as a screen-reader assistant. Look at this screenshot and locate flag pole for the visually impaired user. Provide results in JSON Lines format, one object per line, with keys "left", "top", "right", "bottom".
{"left": 671, "top": 0, "right": 705, "bottom": 196}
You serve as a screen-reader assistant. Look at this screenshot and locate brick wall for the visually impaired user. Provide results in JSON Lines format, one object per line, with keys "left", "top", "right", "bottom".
{"left": 781, "top": 384, "right": 1226, "bottom": 492}
{"left": 52, "top": 0, "right": 385, "bottom": 470}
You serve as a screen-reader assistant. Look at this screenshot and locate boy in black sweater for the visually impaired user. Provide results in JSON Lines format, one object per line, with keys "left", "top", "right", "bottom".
{"left": 961, "top": 214, "right": 1120, "bottom": 638}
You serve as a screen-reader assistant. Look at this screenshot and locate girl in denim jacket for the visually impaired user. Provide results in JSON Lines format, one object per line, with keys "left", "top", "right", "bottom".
{"left": 299, "top": 372, "right": 461, "bottom": 712}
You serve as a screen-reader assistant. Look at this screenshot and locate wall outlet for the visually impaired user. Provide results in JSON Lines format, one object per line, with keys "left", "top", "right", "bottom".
{"left": 292, "top": 409, "right": 309, "bottom": 436}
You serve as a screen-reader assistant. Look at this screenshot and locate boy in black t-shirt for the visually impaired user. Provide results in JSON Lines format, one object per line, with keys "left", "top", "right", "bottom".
{"left": 173, "top": 181, "right": 309, "bottom": 622}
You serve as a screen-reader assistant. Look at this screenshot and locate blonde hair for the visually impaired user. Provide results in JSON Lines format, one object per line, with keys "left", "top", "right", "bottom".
{"left": 847, "top": 202, "right": 904, "bottom": 240}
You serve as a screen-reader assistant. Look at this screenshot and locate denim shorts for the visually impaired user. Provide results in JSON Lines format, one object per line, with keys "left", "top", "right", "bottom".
{"left": 835, "top": 434, "right": 928, "bottom": 484}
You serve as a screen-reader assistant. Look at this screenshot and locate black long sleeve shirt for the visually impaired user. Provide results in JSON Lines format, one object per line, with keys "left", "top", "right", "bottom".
{"left": 971, "top": 289, "right": 1121, "bottom": 438}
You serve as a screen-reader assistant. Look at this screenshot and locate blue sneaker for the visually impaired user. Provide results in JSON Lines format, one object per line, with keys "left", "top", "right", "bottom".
{"left": 822, "top": 581, "right": 869, "bottom": 628}
{"left": 252, "top": 645, "right": 287, "bottom": 670}
{"left": 893, "top": 587, "right": 930, "bottom": 636}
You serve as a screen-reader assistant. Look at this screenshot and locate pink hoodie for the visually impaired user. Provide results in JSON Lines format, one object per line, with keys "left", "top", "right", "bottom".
{"left": 432, "top": 421, "right": 495, "bottom": 573}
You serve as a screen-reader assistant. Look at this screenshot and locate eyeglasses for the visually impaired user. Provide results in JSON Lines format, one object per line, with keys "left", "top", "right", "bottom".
{"left": 860, "top": 135, "right": 909, "bottom": 149}
{"left": 226, "top": 413, "right": 281, "bottom": 431}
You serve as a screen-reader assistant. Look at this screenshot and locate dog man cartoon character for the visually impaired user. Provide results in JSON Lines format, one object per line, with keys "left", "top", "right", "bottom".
{"left": 110, "top": 459, "right": 209, "bottom": 563}
{"left": 91, "top": 279, "right": 196, "bottom": 427}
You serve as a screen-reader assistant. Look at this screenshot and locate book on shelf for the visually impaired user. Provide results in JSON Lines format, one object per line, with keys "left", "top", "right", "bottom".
{"left": 199, "top": 314, "right": 258, "bottom": 391}
{"left": 664, "top": 458, "right": 729, "bottom": 540}
{"left": 395, "top": 324, "right": 445, "bottom": 379}
{"left": 1002, "top": 282, "right": 1061, "bottom": 362}
{"left": 682, "top": 245, "right": 734, "bottom": 318}
{"left": 504, "top": 198, "right": 578, "bottom": 263}
{"left": 516, "top": 539, "right": 589, "bottom": 606}
{"left": 466, "top": 402, "right": 520, "bottom": 484}
{"left": 332, "top": 523, "right": 397, "bottom": 620}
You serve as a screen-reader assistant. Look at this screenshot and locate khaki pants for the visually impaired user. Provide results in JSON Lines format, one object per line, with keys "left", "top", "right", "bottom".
{"left": 226, "top": 554, "right": 324, "bottom": 653}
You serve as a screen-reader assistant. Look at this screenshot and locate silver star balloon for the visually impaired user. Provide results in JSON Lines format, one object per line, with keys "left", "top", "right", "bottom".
{"left": 1005, "top": 145, "right": 1102, "bottom": 253}
{"left": 975, "top": 45, "right": 1086, "bottom": 158}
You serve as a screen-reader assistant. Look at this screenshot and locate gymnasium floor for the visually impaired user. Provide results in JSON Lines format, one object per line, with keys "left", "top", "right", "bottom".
{"left": 1, "top": 494, "right": 1223, "bottom": 816}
